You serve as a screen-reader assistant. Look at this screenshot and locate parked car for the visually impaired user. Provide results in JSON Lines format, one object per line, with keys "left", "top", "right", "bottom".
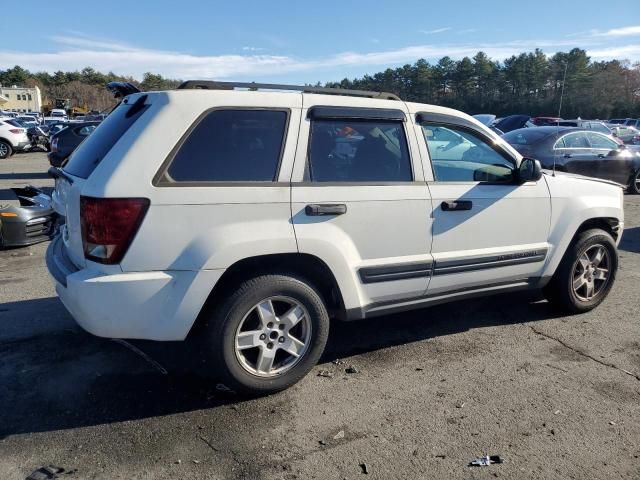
{"left": 503, "top": 126, "right": 640, "bottom": 193}
{"left": 0, "top": 118, "right": 30, "bottom": 158}
{"left": 48, "top": 121, "right": 100, "bottom": 167}
{"left": 530, "top": 116, "right": 562, "bottom": 126}
{"left": 0, "top": 186, "right": 56, "bottom": 247}
{"left": 47, "top": 82, "right": 624, "bottom": 394}
{"left": 494, "top": 114, "right": 531, "bottom": 133}
{"left": 609, "top": 125, "right": 640, "bottom": 145}
{"left": 557, "top": 120, "right": 615, "bottom": 137}
{"left": 608, "top": 118, "right": 627, "bottom": 125}
{"left": 623, "top": 119, "right": 640, "bottom": 128}
{"left": 472, "top": 114, "right": 504, "bottom": 135}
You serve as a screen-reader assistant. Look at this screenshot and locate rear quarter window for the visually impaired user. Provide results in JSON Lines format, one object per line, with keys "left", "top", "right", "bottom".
{"left": 63, "top": 96, "right": 149, "bottom": 179}
{"left": 161, "top": 109, "right": 288, "bottom": 183}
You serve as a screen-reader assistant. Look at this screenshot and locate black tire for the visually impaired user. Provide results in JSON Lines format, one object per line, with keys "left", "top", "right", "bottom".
{"left": 629, "top": 170, "right": 640, "bottom": 195}
{"left": 0, "top": 140, "right": 12, "bottom": 159}
{"left": 201, "top": 274, "right": 330, "bottom": 395}
{"left": 544, "top": 228, "right": 618, "bottom": 313}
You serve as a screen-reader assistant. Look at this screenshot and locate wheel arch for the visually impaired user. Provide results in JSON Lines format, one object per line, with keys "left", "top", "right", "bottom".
{"left": 188, "top": 253, "right": 347, "bottom": 338}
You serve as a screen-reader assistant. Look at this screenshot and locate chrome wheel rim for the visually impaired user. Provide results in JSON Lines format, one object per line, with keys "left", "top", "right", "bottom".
{"left": 572, "top": 244, "right": 610, "bottom": 302}
{"left": 0, "top": 143, "right": 8, "bottom": 157}
{"left": 234, "top": 296, "right": 312, "bottom": 377}
{"left": 634, "top": 171, "right": 640, "bottom": 191}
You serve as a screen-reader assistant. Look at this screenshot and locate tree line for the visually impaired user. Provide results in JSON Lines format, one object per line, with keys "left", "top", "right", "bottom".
{"left": 326, "top": 48, "right": 640, "bottom": 119}
{"left": 2, "top": 47, "right": 639, "bottom": 118}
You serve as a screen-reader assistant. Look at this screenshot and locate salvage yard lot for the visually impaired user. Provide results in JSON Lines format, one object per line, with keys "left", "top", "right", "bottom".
{"left": 1, "top": 152, "right": 639, "bottom": 480}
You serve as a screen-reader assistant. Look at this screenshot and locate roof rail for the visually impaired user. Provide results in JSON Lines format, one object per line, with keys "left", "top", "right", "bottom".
{"left": 176, "top": 80, "right": 401, "bottom": 101}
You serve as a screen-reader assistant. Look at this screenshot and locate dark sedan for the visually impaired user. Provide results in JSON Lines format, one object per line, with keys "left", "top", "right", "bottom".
{"left": 503, "top": 126, "right": 640, "bottom": 193}
{"left": 48, "top": 121, "right": 100, "bottom": 167}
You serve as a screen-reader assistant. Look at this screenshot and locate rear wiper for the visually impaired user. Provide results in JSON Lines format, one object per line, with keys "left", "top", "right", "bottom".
{"left": 48, "top": 166, "right": 74, "bottom": 184}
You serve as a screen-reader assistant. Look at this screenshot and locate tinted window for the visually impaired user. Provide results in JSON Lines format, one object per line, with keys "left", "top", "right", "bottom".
{"left": 166, "top": 110, "right": 287, "bottom": 182}
{"left": 422, "top": 124, "right": 515, "bottom": 182}
{"left": 75, "top": 125, "right": 97, "bottom": 136}
{"left": 555, "top": 132, "right": 589, "bottom": 149}
{"left": 589, "top": 122, "right": 610, "bottom": 134}
{"left": 64, "top": 96, "right": 149, "bottom": 179}
{"left": 502, "top": 128, "right": 550, "bottom": 145}
{"left": 587, "top": 132, "right": 618, "bottom": 150}
{"left": 308, "top": 119, "right": 412, "bottom": 182}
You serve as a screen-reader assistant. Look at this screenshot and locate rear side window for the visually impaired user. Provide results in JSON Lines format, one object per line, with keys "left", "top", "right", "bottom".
{"left": 308, "top": 119, "right": 412, "bottom": 182}
{"left": 64, "top": 96, "right": 149, "bottom": 179}
{"left": 165, "top": 109, "right": 288, "bottom": 182}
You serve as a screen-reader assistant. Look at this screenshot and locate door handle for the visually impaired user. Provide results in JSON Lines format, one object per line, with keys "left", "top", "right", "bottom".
{"left": 305, "top": 204, "right": 347, "bottom": 216}
{"left": 563, "top": 153, "right": 572, "bottom": 158}
{"left": 597, "top": 153, "right": 606, "bottom": 158}
{"left": 441, "top": 200, "right": 472, "bottom": 211}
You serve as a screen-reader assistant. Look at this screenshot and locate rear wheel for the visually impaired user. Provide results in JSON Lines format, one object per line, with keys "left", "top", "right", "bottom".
{"left": 629, "top": 170, "right": 640, "bottom": 194}
{"left": 0, "top": 141, "right": 12, "bottom": 159}
{"left": 201, "top": 274, "right": 330, "bottom": 394}
{"left": 544, "top": 229, "right": 618, "bottom": 313}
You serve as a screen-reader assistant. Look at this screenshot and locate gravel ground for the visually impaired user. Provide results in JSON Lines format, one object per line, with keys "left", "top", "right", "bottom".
{"left": 1, "top": 152, "right": 639, "bottom": 480}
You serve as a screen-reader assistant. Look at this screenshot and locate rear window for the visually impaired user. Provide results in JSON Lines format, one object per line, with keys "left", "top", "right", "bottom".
{"left": 502, "top": 129, "right": 550, "bottom": 145}
{"left": 164, "top": 109, "right": 288, "bottom": 183}
{"left": 63, "top": 96, "right": 149, "bottom": 179}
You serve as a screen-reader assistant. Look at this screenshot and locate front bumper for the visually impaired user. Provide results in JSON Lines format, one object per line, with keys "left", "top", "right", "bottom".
{"left": 46, "top": 235, "right": 223, "bottom": 341}
{"left": 0, "top": 186, "right": 56, "bottom": 247}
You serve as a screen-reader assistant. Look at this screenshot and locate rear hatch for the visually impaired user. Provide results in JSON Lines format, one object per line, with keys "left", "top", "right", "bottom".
{"left": 51, "top": 94, "right": 150, "bottom": 268}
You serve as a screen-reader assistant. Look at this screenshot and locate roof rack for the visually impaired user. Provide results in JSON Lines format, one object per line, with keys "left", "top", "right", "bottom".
{"left": 176, "top": 80, "right": 401, "bottom": 101}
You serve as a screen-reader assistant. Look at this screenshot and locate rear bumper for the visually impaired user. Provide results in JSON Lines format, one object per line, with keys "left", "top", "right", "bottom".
{"left": 46, "top": 235, "right": 224, "bottom": 341}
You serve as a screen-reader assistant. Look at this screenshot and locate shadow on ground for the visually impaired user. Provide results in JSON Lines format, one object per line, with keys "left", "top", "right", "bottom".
{"left": 619, "top": 226, "right": 640, "bottom": 254}
{"left": 0, "top": 292, "right": 558, "bottom": 439}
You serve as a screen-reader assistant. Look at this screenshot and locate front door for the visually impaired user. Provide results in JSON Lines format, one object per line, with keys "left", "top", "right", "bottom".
{"left": 290, "top": 100, "right": 432, "bottom": 309}
{"left": 586, "top": 131, "right": 635, "bottom": 185}
{"left": 415, "top": 116, "right": 551, "bottom": 296}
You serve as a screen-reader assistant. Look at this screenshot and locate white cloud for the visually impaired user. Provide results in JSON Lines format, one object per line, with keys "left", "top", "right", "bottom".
{"left": 1, "top": 33, "right": 639, "bottom": 82}
{"left": 591, "top": 25, "right": 640, "bottom": 38}
{"left": 420, "top": 27, "right": 451, "bottom": 35}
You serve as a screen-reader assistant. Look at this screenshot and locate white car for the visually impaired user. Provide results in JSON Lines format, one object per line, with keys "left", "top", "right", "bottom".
{"left": 47, "top": 82, "right": 624, "bottom": 394}
{"left": 0, "top": 118, "right": 30, "bottom": 158}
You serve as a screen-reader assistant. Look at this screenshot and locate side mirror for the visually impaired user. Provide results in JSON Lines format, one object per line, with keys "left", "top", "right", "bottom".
{"left": 518, "top": 157, "right": 542, "bottom": 182}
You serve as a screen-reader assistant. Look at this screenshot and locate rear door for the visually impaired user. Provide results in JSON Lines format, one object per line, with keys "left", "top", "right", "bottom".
{"left": 291, "top": 96, "right": 432, "bottom": 307}
{"left": 554, "top": 131, "right": 598, "bottom": 177}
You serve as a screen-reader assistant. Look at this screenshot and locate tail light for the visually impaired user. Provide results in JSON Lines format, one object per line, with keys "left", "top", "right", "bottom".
{"left": 80, "top": 196, "right": 149, "bottom": 264}
{"left": 9, "top": 128, "right": 24, "bottom": 134}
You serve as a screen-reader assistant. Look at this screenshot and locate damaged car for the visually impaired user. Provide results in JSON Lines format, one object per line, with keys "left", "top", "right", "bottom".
{"left": 0, "top": 186, "right": 56, "bottom": 248}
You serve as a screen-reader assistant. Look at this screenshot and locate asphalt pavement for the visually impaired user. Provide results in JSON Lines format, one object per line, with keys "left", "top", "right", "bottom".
{"left": 1, "top": 152, "right": 639, "bottom": 480}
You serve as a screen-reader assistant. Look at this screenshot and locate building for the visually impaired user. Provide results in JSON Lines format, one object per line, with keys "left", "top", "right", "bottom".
{"left": 0, "top": 85, "right": 43, "bottom": 113}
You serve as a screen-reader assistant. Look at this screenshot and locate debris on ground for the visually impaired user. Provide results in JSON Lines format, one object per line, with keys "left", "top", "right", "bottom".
{"left": 359, "top": 462, "right": 370, "bottom": 474}
{"left": 455, "top": 401, "right": 465, "bottom": 409}
{"left": 415, "top": 367, "right": 424, "bottom": 371}
{"left": 192, "top": 460, "right": 200, "bottom": 464}
{"left": 333, "top": 430, "right": 345, "bottom": 440}
{"left": 317, "top": 370, "right": 333, "bottom": 378}
{"left": 174, "top": 460, "right": 182, "bottom": 465}
{"left": 554, "top": 410, "right": 561, "bottom": 415}
{"left": 332, "top": 359, "right": 345, "bottom": 365}
{"left": 345, "top": 366, "right": 359, "bottom": 374}
{"left": 319, "top": 439, "right": 327, "bottom": 445}
{"left": 469, "top": 455, "right": 503, "bottom": 467}
{"left": 26, "top": 465, "right": 66, "bottom": 480}
{"left": 610, "top": 421, "right": 617, "bottom": 425}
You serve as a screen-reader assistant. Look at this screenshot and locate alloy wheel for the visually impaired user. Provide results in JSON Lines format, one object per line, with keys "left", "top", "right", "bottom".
{"left": 572, "top": 244, "right": 611, "bottom": 302}
{"left": 234, "top": 296, "right": 312, "bottom": 377}
{"left": 0, "top": 143, "right": 8, "bottom": 158}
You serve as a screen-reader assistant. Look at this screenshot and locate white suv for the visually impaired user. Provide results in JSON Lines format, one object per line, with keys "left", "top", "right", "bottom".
{"left": 47, "top": 82, "right": 624, "bottom": 394}
{"left": 0, "top": 118, "right": 30, "bottom": 158}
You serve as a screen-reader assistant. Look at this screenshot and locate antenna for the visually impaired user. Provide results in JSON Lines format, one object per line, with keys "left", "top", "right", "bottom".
{"left": 553, "top": 62, "right": 569, "bottom": 177}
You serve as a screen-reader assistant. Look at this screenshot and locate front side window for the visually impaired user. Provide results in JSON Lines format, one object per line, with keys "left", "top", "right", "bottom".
{"left": 555, "top": 132, "right": 589, "bottom": 149}
{"left": 421, "top": 123, "right": 515, "bottom": 183}
{"left": 308, "top": 119, "right": 412, "bottom": 182}
{"left": 166, "top": 109, "right": 287, "bottom": 182}
{"left": 587, "top": 132, "right": 618, "bottom": 150}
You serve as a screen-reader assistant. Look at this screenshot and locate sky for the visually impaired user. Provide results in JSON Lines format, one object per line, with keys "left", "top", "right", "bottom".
{"left": 1, "top": 0, "right": 639, "bottom": 84}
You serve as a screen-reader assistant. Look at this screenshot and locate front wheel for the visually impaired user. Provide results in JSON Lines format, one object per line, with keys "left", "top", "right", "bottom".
{"left": 544, "top": 229, "right": 618, "bottom": 313}
{"left": 201, "top": 274, "right": 330, "bottom": 394}
{"left": 629, "top": 170, "right": 640, "bottom": 195}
